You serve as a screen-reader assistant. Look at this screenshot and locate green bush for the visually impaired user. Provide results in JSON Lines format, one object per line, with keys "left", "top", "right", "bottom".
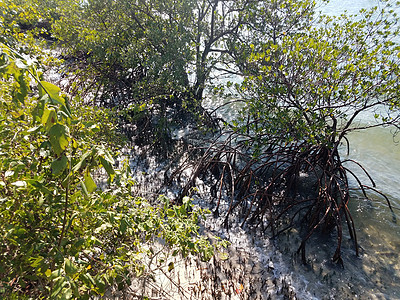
{"left": 0, "top": 43, "right": 223, "bottom": 299}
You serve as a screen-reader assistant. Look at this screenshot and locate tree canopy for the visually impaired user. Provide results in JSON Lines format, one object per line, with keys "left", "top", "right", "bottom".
{"left": 1, "top": 0, "right": 400, "bottom": 297}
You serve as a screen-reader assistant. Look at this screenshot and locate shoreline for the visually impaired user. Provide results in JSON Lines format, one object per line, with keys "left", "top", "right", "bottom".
{"left": 107, "top": 143, "right": 303, "bottom": 299}
{"left": 43, "top": 63, "right": 400, "bottom": 300}
{"left": 112, "top": 140, "right": 399, "bottom": 300}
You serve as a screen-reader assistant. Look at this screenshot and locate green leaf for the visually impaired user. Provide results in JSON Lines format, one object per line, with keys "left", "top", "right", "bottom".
{"left": 0, "top": 52, "right": 9, "bottom": 69}
{"left": 10, "top": 109, "right": 24, "bottom": 119}
{"left": 30, "top": 256, "right": 44, "bottom": 268}
{"left": 70, "top": 281, "right": 80, "bottom": 298}
{"left": 65, "top": 258, "right": 79, "bottom": 277}
{"left": 61, "top": 287, "right": 73, "bottom": 300}
{"left": 80, "top": 272, "right": 95, "bottom": 287}
{"left": 40, "top": 81, "right": 65, "bottom": 106}
{"left": 95, "top": 277, "right": 105, "bottom": 295}
{"left": 168, "top": 262, "right": 174, "bottom": 272}
{"left": 72, "top": 138, "right": 78, "bottom": 149}
{"left": 120, "top": 218, "right": 128, "bottom": 234}
{"left": 49, "top": 124, "right": 70, "bottom": 155}
{"left": 51, "top": 155, "right": 68, "bottom": 175}
{"left": 51, "top": 276, "right": 67, "bottom": 298}
{"left": 45, "top": 269, "right": 52, "bottom": 277}
{"left": 15, "top": 72, "right": 28, "bottom": 104}
{"left": 84, "top": 172, "right": 97, "bottom": 193}
{"left": 103, "top": 149, "right": 115, "bottom": 165}
{"left": 49, "top": 268, "right": 62, "bottom": 280}
{"left": 41, "top": 108, "right": 57, "bottom": 132}
{"left": 72, "top": 150, "right": 91, "bottom": 172}
{"left": 80, "top": 180, "right": 89, "bottom": 198}
{"left": 74, "top": 238, "right": 85, "bottom": 249}
{"left": 99, "top": 156, "right": 115, "bottom": 180}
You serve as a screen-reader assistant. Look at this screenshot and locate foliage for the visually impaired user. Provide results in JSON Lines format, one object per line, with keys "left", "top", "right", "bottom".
{"left": 0, "top": 0, "right": 54, "bottom": 52}
{"left": 228, "top": 0, "right": 321, "bottom": 75}
{"left": 0, "top": 43, "right": 221, "bottom": 299}
{"left": 16, "top": 0, "right": 310, "bottom": 146}
{"left": 47, "top": 0, "right": 246, "bottom": 100}
{"left": 235, "top": 0, "right": 400, "bottom": 263}
{"left": 4, "top": 0, "right": 400, "bottom": 269}
{"left": 4, "top": 0, "right": 326, "bottom": 147}
{"left": 240, "top": 2, "right": 400, "bottom": 146}
{"left": 177, "top": 1, "right": 400, "bottom": 265}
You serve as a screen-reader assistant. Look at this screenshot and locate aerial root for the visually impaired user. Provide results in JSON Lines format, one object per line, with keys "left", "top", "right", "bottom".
{"left": 173, "top": 134, "right": 392, "bottom": 265}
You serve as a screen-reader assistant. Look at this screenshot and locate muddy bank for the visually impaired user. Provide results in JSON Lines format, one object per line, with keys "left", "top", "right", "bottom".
{"left": 96, "top": 143, "right": 310, "bottom": 300}
{"left": 104, "top": 140, "right": 400, "bottom": 300}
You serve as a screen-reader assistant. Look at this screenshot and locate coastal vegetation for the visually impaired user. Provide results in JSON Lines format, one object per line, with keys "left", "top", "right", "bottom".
{"left": 179, "top": 0, "right": 400, "bottom": 265}
{"left": 0, "top": 43, "right": 223, "bottom": 298}
{"left": 1, "top": 0, "right": 400, "bottom": 298}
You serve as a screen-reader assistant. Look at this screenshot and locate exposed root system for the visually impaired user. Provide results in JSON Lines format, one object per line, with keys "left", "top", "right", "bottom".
{"left": 174, "top": 130, "right": 395, "bottom": 265}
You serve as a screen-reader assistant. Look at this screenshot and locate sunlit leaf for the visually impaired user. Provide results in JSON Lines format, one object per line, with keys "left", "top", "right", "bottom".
{"left": 45, "top": 269, "right": 52, "bottom": 277}
{"left": 5, "top": 170, "right": 14, "bottom": 177}
{"left": 219, "top": 252, "right": 229, "bottom": 261}
{"left": 41, "top": 108, "right": 57, "bottom": 131}
{"left": 49, "top": 123, "right": 70, "bottom": 155}
{"left": 11, "top": 180, "right": 26, "bottom": 187}
{"left": 99, "top": 156, "right": 115, "bottom": 180}
{"left": 40, "top": 81, "right": 65, "bottom": 106}
{"left": 72, "top": 150, "right": 91, "bottom": 172}
{"left": 84, "top": 172, "right": 97, "bottom": 193}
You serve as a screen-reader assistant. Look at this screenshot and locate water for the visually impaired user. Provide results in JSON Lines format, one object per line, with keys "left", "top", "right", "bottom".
{"left": 340, "top": 127, "right": 400, "bottom": 297}
{"left": 284, "top": 125, "right": 400, "bottom": 299}
{"left": 291, "top": 1, "right": 400, "bottom": 298}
